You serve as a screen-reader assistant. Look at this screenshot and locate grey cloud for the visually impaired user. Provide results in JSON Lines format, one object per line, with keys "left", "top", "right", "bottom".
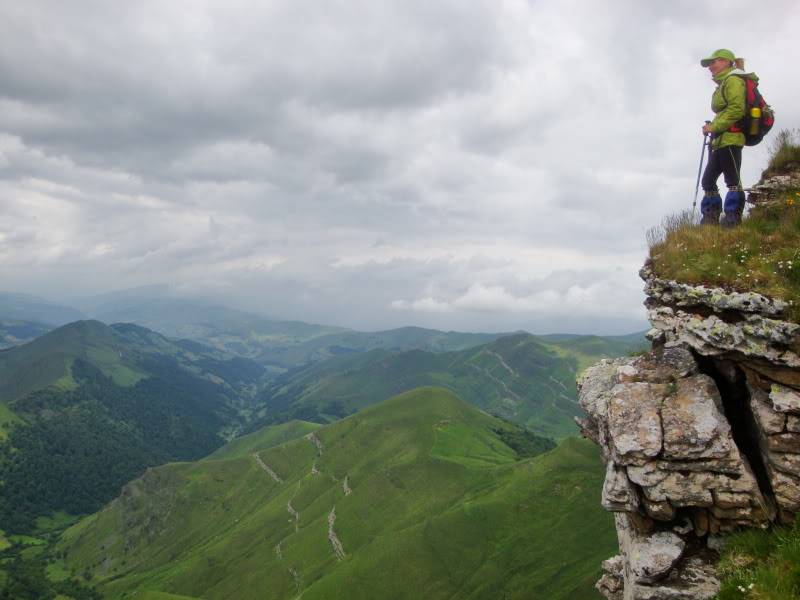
{"left": 1, "top": 1, "right": 798, "bottom": 334}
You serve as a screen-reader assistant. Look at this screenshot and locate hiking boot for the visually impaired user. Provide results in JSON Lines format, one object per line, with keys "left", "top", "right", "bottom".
{"left": 700, "top": 192, "right": 722, "bottom": 225}
{"left": 721, "top": 189, "right": 745, "bottom": 228}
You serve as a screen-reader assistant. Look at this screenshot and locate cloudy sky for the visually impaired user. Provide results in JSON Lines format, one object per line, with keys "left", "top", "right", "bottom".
{"left": 1, "top": 1, "right": 798, "bottom": 334}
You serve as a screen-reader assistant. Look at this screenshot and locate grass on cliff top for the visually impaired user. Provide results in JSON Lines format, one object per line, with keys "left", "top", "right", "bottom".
{"left": 648, "top": 130, "right": 800, "bottom": 322}
{"left": 647, "top": 192, "right": 800, "bottom": 322}
{"left": 715, "top": 520, "right": 800, "bottom": 599}
{"left": 650, "top": 199, "right": 800, "bottom": 320}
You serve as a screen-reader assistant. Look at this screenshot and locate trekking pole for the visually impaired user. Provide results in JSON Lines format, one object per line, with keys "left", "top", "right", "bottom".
{"left": 691, "top": 122, "right": 712, "bottom": 217}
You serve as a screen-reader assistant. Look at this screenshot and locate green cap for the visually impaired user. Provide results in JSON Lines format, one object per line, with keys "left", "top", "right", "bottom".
{"left": 700, "top": 49, "right": 736, "bottom": 67}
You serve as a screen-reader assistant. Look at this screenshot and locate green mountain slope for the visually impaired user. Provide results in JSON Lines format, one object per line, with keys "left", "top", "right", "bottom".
{"left": 0, "top": 320, "right": 266, "bottom": 532}
{"left": 536, "top": 332, "right": 647, "bottom": 372}
{"left": 205, "top": 420, "right": 321, "bottom": 461}
{"left": 58, "top": 388, "right": 613, "bottom": 600}
{"left": 257, "top": 332, "right": 641, "bottom": 438}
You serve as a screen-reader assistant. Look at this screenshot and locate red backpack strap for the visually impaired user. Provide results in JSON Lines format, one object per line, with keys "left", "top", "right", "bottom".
{"left": 745, "top": 79, "right": 757, "bottom": 104}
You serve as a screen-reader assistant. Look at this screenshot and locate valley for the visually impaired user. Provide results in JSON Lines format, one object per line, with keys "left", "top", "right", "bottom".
{"left": 0, "top": 294, "right": 642, "bottom": 598}
{"left": 58, "top": 389, "right": 615, "bottom": 600}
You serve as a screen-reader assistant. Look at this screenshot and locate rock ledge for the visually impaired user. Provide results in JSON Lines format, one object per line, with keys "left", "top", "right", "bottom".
{"left": 579, "top": 267, "right": 799, "bottom": 600}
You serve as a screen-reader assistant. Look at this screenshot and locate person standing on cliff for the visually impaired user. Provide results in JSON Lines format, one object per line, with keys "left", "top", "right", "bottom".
{"left": 699, "top": 49, "right": 753, "bottom": 227}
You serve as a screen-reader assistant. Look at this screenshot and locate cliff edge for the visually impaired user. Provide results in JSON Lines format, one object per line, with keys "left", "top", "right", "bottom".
{"left": 577, "top": 164, "right": 800, "bottom": 600}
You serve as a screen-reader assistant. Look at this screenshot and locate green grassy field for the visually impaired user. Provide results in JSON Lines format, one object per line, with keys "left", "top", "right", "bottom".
{"left": 205, "top": 420, "right": 320, "bottom": 461}
{"left": 715, "top": 515, "right": 800, "bottom": 599}
{"left": 60, "top": 388, "right": 614, "bottom": 600}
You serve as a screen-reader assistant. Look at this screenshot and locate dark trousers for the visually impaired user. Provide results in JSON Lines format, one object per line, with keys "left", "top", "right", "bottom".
{"left": 701, "top": 144, "right": 742, "bottom": 193}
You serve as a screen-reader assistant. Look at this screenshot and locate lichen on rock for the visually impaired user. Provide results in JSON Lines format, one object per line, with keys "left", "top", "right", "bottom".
{"left": 579, "top": 263, "right": 800, "bottom": 600}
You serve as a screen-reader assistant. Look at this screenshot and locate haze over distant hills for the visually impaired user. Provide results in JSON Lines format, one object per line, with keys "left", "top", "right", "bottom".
{"left": 0, "top": 291, "right": 510, "bottom": 367}
{"left": 256, "top": 332, "right": 644, "bottom": 438}
{"left": 0, "top": 292, "right": 85, "bottom": 326}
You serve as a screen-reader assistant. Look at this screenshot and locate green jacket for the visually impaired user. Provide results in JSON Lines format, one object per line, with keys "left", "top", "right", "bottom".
{"left": 708, "top": 67, "right": 758, "bottom": 149}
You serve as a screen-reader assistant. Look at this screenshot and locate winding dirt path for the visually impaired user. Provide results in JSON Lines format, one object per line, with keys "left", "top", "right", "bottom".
{"left": 306, "top": 432, "right": 323, "bottom": 455}
{"left": 487, "top": 350, "right": 517, "bottom": 377}
{"left": 469, "top": 364, "right": 522, "bottom": 403}
{"left": 253, "top": 453, "right": 283, "bottom": 483}
{"left": 287, "top": 501, "right": 299, "bottom": 531}
{"left": 343, "top": 476, "right": 351, "bottom": 496}
{"left": 327, "top": 507, "right": 345, "bottom": 560}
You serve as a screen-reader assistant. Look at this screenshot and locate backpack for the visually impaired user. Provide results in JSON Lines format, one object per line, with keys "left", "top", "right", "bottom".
{"left": 723, "top": 75, "right": 775, "bottom": 146}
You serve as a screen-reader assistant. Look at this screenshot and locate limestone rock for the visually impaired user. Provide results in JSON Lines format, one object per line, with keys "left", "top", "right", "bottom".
{"left": 644, "top": 498, "right": 676, "bottom": 522}
{"left": 710, "top": 504, "right": 757, "bottom": 520}
{"left": 749, "top": 386, "right": 787, "bottom": 434}
{"left": 579, "top": 276, "right": 800, "bottom": 600}
{"left": 769, "top": 452, "right": 800, "bottom": 476}
{"left": 627, "top": 462, "right": 669, "bottom": 487}
{"left": 641, "top": 269, "right": 788, "bottom": 317}
{"left": 655, "top": 458, "right": 741, "bottom": 474}
{"left": 747, "top": 171, "right": 800, "bottom": 205}
{"left": 642, "top": 472, "right": 714, "bottom": 507}
{"left": 597, "top": 555, "right": 624, "bottom": 600}
{"left": 661, "top": 375, "right": 732, "bottom": 460}
{"left": 607, "top": 382, "right": 666, "bottom": 465}
{"left": 767, "top": 465, "right": 800, "bottom": 512}
{"left": 628, "top": 555, "right": 720, "bottom": 600}
{"left": 659, "top": 346, "right": 699, "bottom": 378}
{"left": 603, "top": 461, "right": 640, "bottom": 512}
{"left": 767, "top": 433, "right": 800, "bottom": 453}
{"left": 713, "top": 491, "right": 752, "bottom": 509}
{"left": 648, "top": 307, "right": 800, "bottom": 369}
{"left": 618, "top": 364, "right": 640, "bottom": 383}
{"left": 629, "top": 531, "right": 686, "bottom": 585}
{"left": 770, "top": 384, "right": 800, "bottom": 414}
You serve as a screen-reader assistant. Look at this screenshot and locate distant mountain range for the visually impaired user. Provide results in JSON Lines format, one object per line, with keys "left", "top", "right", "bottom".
{"left": 0, "top": 292, "right": 641, "bottom": 598}
{"left": 0, "top": 293, "right": 509, "bottom": 370}
{"left": 58, "top": 388, "right": 616, "bottom": 600}
{"left": 0, "top": 292, "right": 84, "bottom": 327}
{"left": 0, "top": 292, "right": 644, "bottom": 535}
{"left": 255, "top": 331, "right": 644, "bottom": 438}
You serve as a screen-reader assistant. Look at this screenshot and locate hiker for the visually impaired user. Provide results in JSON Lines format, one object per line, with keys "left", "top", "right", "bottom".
{"left": 699, "top": 49, "right": 752, "bottom": 227}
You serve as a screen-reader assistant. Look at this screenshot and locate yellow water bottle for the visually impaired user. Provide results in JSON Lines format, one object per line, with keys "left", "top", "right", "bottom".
{"left": 749, "top": 106, "right": 761, "bottom": 135}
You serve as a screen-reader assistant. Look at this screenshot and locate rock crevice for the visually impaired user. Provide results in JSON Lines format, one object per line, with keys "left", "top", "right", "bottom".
{"left": 578, "top": 264, "right": 800, "bottom": 600}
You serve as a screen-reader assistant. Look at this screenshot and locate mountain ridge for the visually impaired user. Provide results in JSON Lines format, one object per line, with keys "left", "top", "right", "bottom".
{"left": 255, "top": 331, "right": 644, "bottom": 438}
{"left": 58, "top": 387, "right": 613, "bottom": 600}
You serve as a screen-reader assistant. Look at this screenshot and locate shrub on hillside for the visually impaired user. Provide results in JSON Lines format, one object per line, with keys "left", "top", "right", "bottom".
{"left": 765, "top": 128, "right": 800, "bottom": 175}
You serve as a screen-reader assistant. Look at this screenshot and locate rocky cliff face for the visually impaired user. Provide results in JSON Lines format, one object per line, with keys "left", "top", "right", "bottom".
{"left": 577, "top": 263, "right": 800, "bottom": 600}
